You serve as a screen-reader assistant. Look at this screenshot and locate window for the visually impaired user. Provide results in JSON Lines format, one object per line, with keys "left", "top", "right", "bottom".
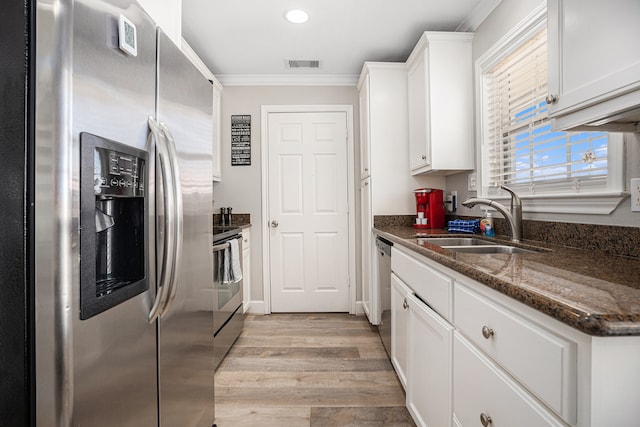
{"left": 477, "top": 7, "right": 624, "bottom": 213}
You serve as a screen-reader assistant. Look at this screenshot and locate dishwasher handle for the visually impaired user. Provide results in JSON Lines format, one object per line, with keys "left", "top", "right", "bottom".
{"left": 375, "top": 236, "right": 393, "bottom": 256}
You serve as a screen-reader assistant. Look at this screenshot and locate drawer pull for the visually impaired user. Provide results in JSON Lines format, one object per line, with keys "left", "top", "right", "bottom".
{"left": 481, "top": 325, "right": 494, "bottom": 339}
{"left": 403, "top": 298, "right": 409, "bottom": 310}
{"left": 480, "top": 413, "right": 492, "bottom": 426}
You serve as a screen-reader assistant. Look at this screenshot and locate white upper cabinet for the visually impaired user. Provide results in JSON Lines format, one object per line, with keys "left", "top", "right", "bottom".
{"left": 137, "top": 0, "right": 182, "bottom": 46}
{"left": 357, "top": 62, "right": 409, "bottom": 187}
{"left": 357, "top": 63, "right": 416, "bottom": 215}
{"left": 181, "top": 39, "right": 222, "bottom": 181}
{"left": 358, "top": 73, "right": 371, "bottom": 180}
{"left": 406, "top": 32, "right": 474, "bottom": 176}
{"left": 547, "top": 0, "right": 640, "bottom": 131}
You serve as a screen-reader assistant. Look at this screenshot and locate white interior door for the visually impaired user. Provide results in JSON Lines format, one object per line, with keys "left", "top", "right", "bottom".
{"left": 268, "top": 111, "right": 349, "bottom": 312}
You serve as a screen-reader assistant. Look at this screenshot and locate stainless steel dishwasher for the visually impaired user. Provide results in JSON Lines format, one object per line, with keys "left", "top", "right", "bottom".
{"left": 376, "top": 236, "right": 393, "bottom": 359}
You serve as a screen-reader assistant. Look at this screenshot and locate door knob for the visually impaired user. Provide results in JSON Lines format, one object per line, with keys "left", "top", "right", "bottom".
{"left": 271, "top": 220, "right": 279, "bottom": 228}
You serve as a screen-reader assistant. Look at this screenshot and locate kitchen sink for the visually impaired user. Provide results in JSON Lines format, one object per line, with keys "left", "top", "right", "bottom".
{"left": 415, "top": 237, "right": 497, "bottom": 246}
{"left": 443, "top": 245, "right": 536, "bottom": 254}
{"left": 415, "top": 235, "right": 544, "bottom": 254}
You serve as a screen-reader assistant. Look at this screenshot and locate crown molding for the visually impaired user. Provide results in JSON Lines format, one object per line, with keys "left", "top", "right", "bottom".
{"left": 456, "top": 0, "right": 502, "bottom": 32}
{"left": 216, "top": 74, "right": 360, "bottom": 87}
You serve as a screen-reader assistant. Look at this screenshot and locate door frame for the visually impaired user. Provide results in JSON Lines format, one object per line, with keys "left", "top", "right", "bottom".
{"left": 260, "top": 105, "right": 356, "bottom": 315}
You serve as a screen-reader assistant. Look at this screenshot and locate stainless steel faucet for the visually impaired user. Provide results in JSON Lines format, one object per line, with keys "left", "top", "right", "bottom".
{"left": 462, "top": 185, "right": 523, "bottom": 242}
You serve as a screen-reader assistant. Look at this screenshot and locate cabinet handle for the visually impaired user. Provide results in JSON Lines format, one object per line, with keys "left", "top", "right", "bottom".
{"left": 421, "top": 154, "right": 426, "bottom": 160}
{"left": 403, "top": 298, "right": 408, "bottom": 310}
{"left": 545, "top": 94, "right": 559, "bottom": 104}
{"left": 480, "top": 413, "right": 492, "bottom": 426}
{"left": 481, "top": 325, "right": 494, "bottom": 339}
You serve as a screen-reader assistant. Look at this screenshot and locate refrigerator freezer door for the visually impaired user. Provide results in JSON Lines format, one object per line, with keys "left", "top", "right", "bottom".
{"left": 156, "top": 30, "right": 215, "bottom": 426}
{"left": 72, "top": 2, "right": 160, "bottom": 426}
{"left": 35, "top": 0, "right": 159, "bottom": 425}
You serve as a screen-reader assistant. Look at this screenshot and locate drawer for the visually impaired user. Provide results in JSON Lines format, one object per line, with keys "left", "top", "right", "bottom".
{"left": 453, "top": 334, "right": 566, "bottom": 427}
{"left": 391, "top": 247, "right": 452, "bottom": 320}
{"left": 454, "top": 282, "right": 576, "bottom": 424}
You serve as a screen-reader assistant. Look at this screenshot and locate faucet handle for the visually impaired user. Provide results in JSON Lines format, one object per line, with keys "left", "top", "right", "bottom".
{"left": 499, "top": 185, "right": 521, "bottom": 208}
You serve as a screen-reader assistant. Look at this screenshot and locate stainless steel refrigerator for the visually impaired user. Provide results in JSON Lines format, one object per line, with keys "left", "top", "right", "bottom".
{"left": 0, "top": 0, "right": 215, "bottom": 425}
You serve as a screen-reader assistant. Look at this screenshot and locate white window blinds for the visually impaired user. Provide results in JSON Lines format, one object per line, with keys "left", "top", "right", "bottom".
{"left": 485, "top": 28, "right": 609, "bottom": 196}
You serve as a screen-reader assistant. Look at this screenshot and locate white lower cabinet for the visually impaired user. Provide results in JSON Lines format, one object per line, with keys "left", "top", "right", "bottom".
{"left": 241, "top": 228, "right": 250, "bottom": 313}
{"left": 387, "top": 242, "right": 640, "bottom": 426}
{"left": 388, "top": 245, "right": 578, "bottom": 427}
{"left": 390, "top": 273, "right": 411, "bottom": 389}
{"left": 453, "top": 333, "right": 566, "bottom": 427}
{"left": 361, "top": 178, "right": 372, "bottom": 321}
{"left": 407, "top": 292, "right": 453, "bottom": 427}
{"left": 454, "top": 282, "right": 576, "bottom": 422}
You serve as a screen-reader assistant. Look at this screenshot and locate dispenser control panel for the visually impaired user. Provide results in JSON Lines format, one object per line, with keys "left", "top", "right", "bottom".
{"left": 94, "top": 147, "right": 145, "bottom": 197}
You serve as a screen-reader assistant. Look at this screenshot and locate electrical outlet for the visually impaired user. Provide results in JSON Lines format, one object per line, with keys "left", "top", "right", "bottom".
{"left": 468, "top": 173, "right": 477, "bottom": 191}
{"left": 632, "top": 178, "right": 640, "bottom": 212}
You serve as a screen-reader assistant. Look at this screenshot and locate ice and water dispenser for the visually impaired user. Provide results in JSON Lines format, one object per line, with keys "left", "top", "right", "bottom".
{"left": 80, "top": 133, "right": 148, "bottom": 319}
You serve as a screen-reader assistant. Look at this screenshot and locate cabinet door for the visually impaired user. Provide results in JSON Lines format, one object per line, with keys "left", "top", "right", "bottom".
{"left": 453, "top": 334, "right": 565, "bottom": 427}
{"left": 242, "top": 229, "right": 250, "bottom": 312}
{"left": 390, "top": 273, "right": 411, "bottom": 390}
{"left": 360, "top": 178, "right": 373, "bottom": 321}
{"left": 454, "top": 282, "right": 576, "bottom": 423}
{"left": 407, "top": 293, "right": 453, "bottom": 427}
{"left": 547, "top": 0, "right": 640, "bottom": 124}
{"left": 407, "top": 50, "right": 429, "bottom": 172}
{"left": 212, "top": 85, "right": 222, "bottom": 181}
{"left": 359, "top": 74, "right": 371, "bottom": 179}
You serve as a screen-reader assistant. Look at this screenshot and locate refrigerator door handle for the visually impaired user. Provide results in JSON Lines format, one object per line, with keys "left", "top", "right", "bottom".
{"left": 148, "top": 117, "right": 175, "bottom": 323}
{"left": 159, "top": 122, "right": 183, "bottom": 317}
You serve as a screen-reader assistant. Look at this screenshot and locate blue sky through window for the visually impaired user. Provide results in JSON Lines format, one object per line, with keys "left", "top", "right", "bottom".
{"left": 508, "top": 101, "right": 607, "bottom": 184}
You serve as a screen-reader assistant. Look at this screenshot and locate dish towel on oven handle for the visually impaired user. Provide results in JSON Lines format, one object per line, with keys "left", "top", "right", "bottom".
{"left": 220, "top": 238, "right": 243, "bottom": 284}
{"left": 229, "top": 237, "right": 243, "bottom": 283}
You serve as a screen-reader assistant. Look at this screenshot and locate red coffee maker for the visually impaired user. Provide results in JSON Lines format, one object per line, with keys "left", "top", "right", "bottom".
{"left": 413, "top": 188, "right": 445, "bottom": 229}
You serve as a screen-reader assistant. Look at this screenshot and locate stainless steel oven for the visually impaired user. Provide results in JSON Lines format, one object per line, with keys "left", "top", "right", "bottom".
{"left": 213, "top": 226, "right": 244, "bottom": 369}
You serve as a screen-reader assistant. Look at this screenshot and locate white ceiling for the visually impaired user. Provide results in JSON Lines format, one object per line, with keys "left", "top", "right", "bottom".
{"left": 182, "top": 0, "right": 500, "bottom": 85}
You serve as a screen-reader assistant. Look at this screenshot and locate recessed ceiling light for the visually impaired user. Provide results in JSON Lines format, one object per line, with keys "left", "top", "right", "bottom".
{"left": 285, "top": 9, "right": 309, "bottom": 24}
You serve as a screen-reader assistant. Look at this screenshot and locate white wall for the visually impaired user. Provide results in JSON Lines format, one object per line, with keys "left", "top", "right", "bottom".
{"left": 137, "top": 0, "right": 182, "bottom": 46}
{"left": 447, "top": 0, "right": 640, "bottom": 227}
{"left": 214, "top": 86, "right": 359, "bottom": 303}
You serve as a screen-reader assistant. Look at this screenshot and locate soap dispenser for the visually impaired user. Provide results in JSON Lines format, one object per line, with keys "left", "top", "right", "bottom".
{"left": 481, "top": 210, "right": 495, "bottom": 237}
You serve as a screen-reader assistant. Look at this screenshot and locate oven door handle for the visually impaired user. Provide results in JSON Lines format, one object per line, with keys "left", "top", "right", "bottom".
{"left": 148, "top": 117, "right": 175, "bottom": 323}
{"left": 159, "top": 122, "right": 183, "bottom": 318}
{"left": 213, "top": 242, "right": 230, "bottom": 252}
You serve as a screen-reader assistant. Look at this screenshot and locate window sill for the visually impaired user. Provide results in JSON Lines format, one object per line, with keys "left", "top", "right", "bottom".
{"left": 489, "top": 192, "right": 629, "bottom": 215}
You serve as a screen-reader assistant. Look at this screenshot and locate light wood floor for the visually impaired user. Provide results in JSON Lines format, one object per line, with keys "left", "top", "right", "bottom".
{"left": 214, "top": 313, "right": 415, "bottom": 427}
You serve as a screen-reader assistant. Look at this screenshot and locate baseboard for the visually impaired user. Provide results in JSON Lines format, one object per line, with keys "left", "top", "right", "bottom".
{"left": 247, "top": 300, "right": 364, "bottom": 315}
{"left": 246, "top": 300, "right": 266, "bottom": 314}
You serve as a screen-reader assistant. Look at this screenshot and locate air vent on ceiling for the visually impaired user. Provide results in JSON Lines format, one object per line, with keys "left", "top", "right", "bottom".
{"left": 286, "top": 59, "right": 320, "bottom": 69}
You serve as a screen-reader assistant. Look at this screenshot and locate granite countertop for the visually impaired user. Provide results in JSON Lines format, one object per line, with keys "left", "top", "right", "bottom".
{"left": 374, "top": 226, "right": 640, "bottom": 337}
